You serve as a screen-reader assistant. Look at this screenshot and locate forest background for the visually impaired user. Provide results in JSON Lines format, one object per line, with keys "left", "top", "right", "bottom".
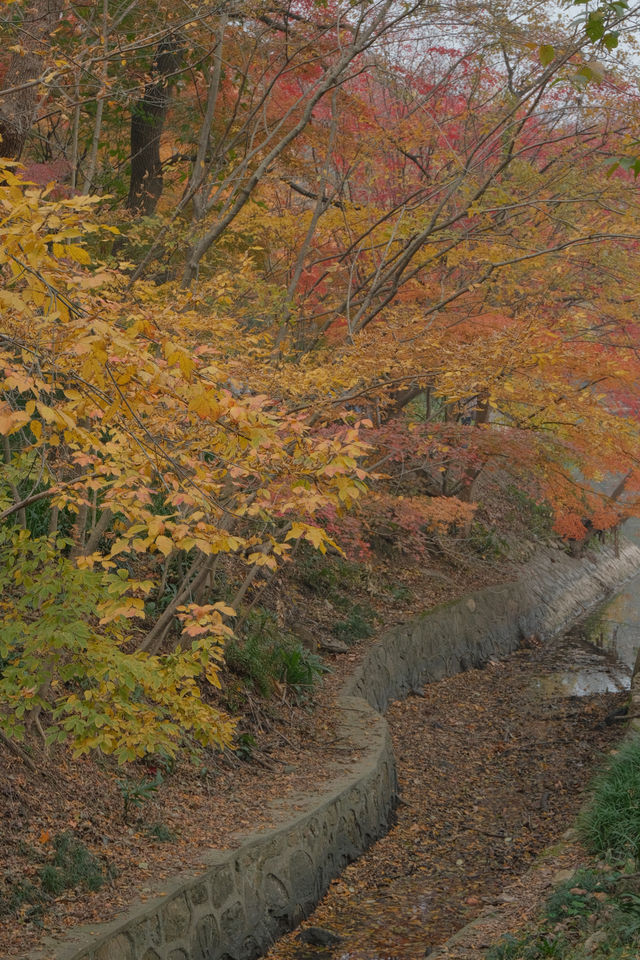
{"left": 2, "top": 0, "right": 640, "bottom": 767}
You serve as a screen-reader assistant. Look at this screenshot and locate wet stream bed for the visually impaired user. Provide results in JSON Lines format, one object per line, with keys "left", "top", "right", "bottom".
{"left": 266, "top": 616, "right": 635, "bottom": 960}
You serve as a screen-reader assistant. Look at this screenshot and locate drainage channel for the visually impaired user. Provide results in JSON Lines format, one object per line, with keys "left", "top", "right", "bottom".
{"left": 265, "top": 600, "right": 638, "bottom": 960}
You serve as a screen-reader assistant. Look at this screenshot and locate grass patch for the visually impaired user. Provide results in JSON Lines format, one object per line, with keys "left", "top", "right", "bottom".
{"left": 145, "top": 822, "right": 177, "bottom": 842}
{"left": 0, "top": 831, "right": 108, "bottom": 923}
{"left": 468, "top": 520, "right": 508, "bottom": 560}
{"left": 39, "top": 832, "right": 106, "bottom": 895}
{"left": 487, "top": 865, "right": 640, "bottom": 958}
{"left": 0, "top": 879, "right": 47, "bottom": 921}
{"left": 578, "top": 738, "right": 640, "bottom": 862}
{"left": 506, "top": 486, "right": 554, "bottom": 540}
{"left": 333, "top": 604, "right": 375, "bottom": 643}
{"left": 297, "top": 550, "right": 367, "bottom": 597}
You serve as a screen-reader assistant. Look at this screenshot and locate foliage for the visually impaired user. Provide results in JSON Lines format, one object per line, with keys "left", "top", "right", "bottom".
{"left": 0, "top": 530, "right": 233, "bottom": 761}
{"left": 117, "top": 771, "right": 163, "bottom": 824}
{"left": 225, "top": 609, "right": 327, "bottom": 700}
{"left": 578, "top": 738, "right": 640, "bottom": 862}
{"left": 3, "top": 0, "right": 640, "bottom": 770}
{"left": 0, "top": 156, "right": 367, "bottom": 761}
{"left": 333, "top": 605, "right": 375, "bottom": 643}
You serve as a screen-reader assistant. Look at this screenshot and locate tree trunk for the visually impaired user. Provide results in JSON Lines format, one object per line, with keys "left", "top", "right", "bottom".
{"left": 126, "top": 35, "right": 184, "bottom": 215}
{"left": 0, "top": 0, "right": 62, "bottom": 159}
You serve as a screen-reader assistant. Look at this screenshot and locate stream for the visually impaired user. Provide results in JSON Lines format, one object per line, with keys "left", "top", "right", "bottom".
{"left": 266, "top": 546, "right": 640, "bottom": 960}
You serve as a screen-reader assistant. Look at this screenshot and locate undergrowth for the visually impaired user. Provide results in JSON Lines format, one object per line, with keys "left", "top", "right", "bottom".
{"left": 0, "top": 832, "right": 110, "bottom": 923}
{"left": 225, "top": 608, "right": 328, "bottom": 701}
{"left": 578, "top": 739, "right": 640, "bottom": 862}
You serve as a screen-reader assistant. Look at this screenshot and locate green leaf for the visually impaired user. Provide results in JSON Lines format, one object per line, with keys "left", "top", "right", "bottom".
{"left": 586, "top": 13, "right": 605, "bottom": 42}
{"left": 539, "top": 44, "right": 555, "bottom": 67}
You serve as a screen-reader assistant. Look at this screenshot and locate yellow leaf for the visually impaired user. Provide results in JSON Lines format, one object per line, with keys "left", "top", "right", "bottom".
{"left": 155, "top": 535, "right": 174, "bottom": 557}
{"left": 213, "top": 602, "right": 236, "bottom": 617}
{"left": 36, "top": 402, "right": 56, "bottom": 423}
{"left": 67, "top": 244, "right": 91, "bottom": 265}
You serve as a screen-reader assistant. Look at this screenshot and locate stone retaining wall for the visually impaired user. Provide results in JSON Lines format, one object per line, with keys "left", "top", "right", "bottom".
{"left": 32, "top": 541, "right": 640, "bottom": 960}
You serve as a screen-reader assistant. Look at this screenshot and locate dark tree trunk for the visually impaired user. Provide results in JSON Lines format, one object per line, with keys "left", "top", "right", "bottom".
{"left": 126, "top": 36, "right": 184, "bottom": 215}
{"left": 0, "top": 0, "right": 62, "bottom": 159}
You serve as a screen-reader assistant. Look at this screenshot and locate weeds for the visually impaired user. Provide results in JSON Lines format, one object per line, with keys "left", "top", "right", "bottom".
{"left": 578, "top": 738, "right": 640, "bottom": 862}
{"left": 144, "top": 822, "right": 177, "bottom": 842}
{"left": 117, "top": 771, "right": 163, "bottom": 824}
{"left": 544, "top": 867, "right": 616, "bottom": 922}
{"left": 39, "top": 832, "right": 106, "bottom": 895}
{"left": 235, "top": 731, "right": 257, "bottom": 760}
{"left": 0, "top": 832, "right": 108, "bottom": 922}
{"left": 468, "top": 520, "right": 508, "bottom": 560}
{"left": 225, "top": 609, "right": 328, "bottom": 701}
{"left": 507, "top": 486, "right": 554, "bottom": 540}
{"left": 386, "top": 583, "right": 413, "bottom": 602}
{"left": 333, "top": 605, "right": 374, "bottom": 643}
{"left": 297, "top": 550, "right": 366, "bottom": 597}
{"left": 274, "top": 644, "right": 328, "bottom": 696}
{"left": 488, "top": 866, "right": 640, "bottom": 958}
{"left": 488, "top": 740, "right": 640, "bottom": 959}
{"left": 0, "top": 879, "right": 46, "bottom": 921}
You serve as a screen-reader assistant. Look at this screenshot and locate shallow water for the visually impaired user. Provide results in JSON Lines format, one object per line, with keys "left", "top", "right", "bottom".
{"left": 531, "top": 631, "right": 630, "bottom": 698}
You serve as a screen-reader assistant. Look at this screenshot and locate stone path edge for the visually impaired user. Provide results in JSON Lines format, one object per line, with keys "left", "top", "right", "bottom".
{"left": 29, "top": 540, "right": 640, "bottom": 960}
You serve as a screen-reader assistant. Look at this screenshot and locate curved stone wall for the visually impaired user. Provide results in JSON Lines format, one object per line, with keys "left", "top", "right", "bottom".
{"left": 31, "top": 541, "right": 640, "bottom": 960}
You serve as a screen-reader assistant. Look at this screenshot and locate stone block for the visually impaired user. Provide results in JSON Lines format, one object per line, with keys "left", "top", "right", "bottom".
{"left": 288, "top": 849, "right": 315, "bottom": 902}
{"left": 219, "top": 901, "right": 245, "bottom": 944}
{"left": 188, "top": 881, "right": 209, "bottom": 907}
{"left": 162, "top": 894, "right": 191, "bottom": 942}
{"left": 95, "top": 934, "right": 134, "bottom": 960}
{"left": 190, "top": 914, "right": 220, "bottom": 960}
{"left": 210, "top": 864, "right": 235, "bottom": 909}
{"left": 264, "top": 872, "right": 289, "bottom": 913}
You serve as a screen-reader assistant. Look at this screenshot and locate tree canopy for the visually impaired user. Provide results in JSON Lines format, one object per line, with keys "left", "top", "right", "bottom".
{"left": 2, "top": 0, "right": 640, "bottom": 759}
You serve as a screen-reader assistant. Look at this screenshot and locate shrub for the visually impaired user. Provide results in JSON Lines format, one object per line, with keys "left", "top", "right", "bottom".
{"left": 117, "top": 772, "right": 163, "bottom": 824}
{"left": 0, "top": 530, "right": 234, "bottom": 763}
{"left": 273, "top": 644, "right": 328, "bottom": 697}
{"left": 145, "top": 822, "right": 177, "bottom": 842}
